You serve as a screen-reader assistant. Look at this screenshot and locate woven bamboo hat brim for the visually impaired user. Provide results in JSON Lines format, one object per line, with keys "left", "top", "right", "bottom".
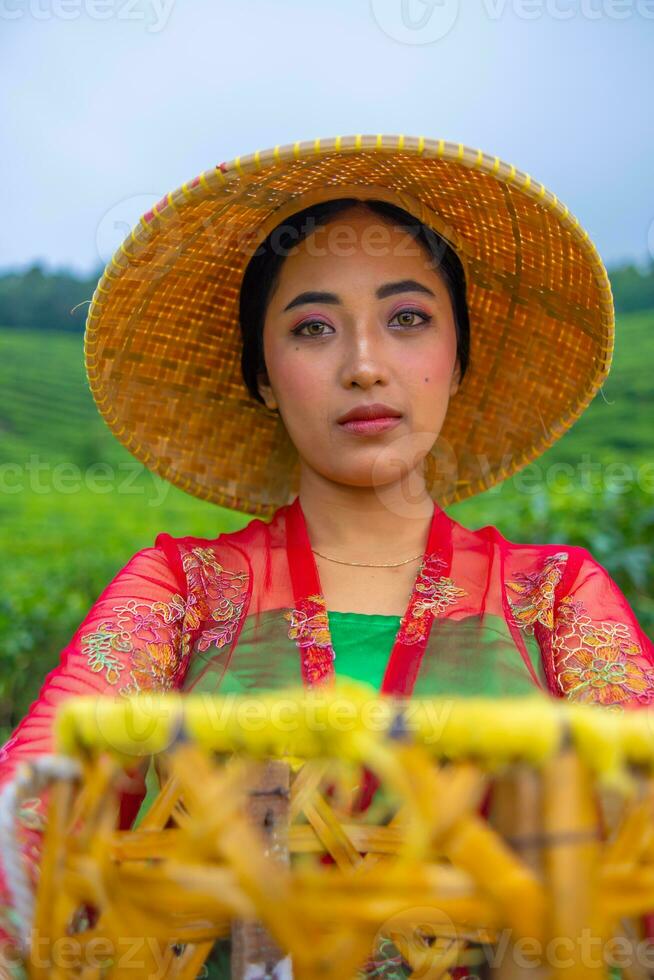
{"left": 84, "top": 134, "right": 614, "bottom": 518}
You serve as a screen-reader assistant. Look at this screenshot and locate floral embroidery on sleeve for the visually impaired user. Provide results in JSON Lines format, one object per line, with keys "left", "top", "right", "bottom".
{"left": 507, "top": 552, "right": 654, "bottom": 708}
{"left": 79, "top": 546, "right": 249, "bottom": 697}
{"left": 80, "top": 594, "right": 187, "bottom": 696}
{"left": 182, "top": 547, "right": 249, "bottom": 653}
{"left": 81, "top": 624, "right": 131, "bottom": 685}
{"left": 506, "top": 552, "right": 569, "bottom": 633}
{"left": 397, "top": 554, "right": 468, "bottom": 646}
{"left": 550, "top": 597, "right": 654, "bottom": 706}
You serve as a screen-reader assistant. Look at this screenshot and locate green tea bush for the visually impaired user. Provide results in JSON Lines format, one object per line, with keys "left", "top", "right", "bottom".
{"left": 1, "top": 326, "right": 652, "bottom": 741}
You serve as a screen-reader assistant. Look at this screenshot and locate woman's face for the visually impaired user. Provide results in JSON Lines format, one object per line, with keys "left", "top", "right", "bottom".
{"left": 258, "top": 206, "right": 461, "bottom": 493}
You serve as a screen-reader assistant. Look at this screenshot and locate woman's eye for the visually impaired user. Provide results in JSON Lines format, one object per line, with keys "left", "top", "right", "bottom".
{"left": 292, "top": 320, "right": 333, "bottom": 337}
{"left": 390, "top": 309, "right": 432, "bottom": 328}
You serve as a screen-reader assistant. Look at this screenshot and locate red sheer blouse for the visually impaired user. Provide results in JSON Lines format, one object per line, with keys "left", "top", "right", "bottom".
{"left": 1, "top": 495, "right": 653, "bottom": 958}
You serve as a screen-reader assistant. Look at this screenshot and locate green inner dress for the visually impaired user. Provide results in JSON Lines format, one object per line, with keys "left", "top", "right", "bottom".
{"left": 327, "top": 609, "right": 401, "bottom": 689}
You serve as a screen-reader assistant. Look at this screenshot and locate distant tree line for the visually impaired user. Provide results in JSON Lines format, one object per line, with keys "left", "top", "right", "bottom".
{"left": 1, "top": 257, "right": 654, "bottom": 332}
{"left": 608, "top": 261, "right": 654, "bottom": 314}
{"left": 0, "top": 263, "right": 103, "bottom": 332}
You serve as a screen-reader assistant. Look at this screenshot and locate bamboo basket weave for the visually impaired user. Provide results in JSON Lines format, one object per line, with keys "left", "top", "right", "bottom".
{"left": 10, "top": 687, "right": 654, "bottom": 978}
{"left": 84, "top": 134, "right": 614, "bottom": 517}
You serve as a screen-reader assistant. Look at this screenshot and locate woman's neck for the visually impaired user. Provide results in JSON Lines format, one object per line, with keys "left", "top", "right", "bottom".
{"left": 297, "top": 473, "right": 436, "bottom": 562}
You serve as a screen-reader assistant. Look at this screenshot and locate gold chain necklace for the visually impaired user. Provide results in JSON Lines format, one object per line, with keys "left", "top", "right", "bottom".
{"left": 311, "top": 548, "right": 423, "bottom": 568}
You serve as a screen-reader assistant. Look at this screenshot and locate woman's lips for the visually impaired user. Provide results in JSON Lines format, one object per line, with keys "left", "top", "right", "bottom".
{"left": 337, "top": 416, "right": 403, "bottom": 434}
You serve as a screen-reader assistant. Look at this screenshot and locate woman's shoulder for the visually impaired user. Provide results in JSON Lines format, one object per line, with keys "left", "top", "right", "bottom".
{"left": 154, "top": 507, "right": 282, "bottom": 552}
{"left": 451, "top": 510, "right": 585, "bottom": 558}
{"left": 453, "top": 513, "right": 601, "bottom": 595}
{"left": 149, "top": 506, "right": 288, "bottom": 588}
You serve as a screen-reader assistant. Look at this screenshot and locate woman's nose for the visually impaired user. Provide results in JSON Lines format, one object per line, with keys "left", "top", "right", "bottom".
{"left": 339, "top": 321, "right": 391, "bottom": 388}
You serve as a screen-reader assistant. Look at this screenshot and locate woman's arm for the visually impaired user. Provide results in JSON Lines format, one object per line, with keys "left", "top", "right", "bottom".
{"left": 0, "top": 543, "right": 189, "bottom": 967}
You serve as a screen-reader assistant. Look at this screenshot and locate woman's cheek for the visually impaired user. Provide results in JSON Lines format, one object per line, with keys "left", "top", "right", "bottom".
{"left": 278, "top": 363, "right": 315, "bottom": 415}
{"left": 275, "top": 361, "right": 328, "bottom": 440}
{"left": 412, "top": 355, "right": 455, "bottom": 429}
{"left": 405, "top": 348, "right": 450, "bottom": 393}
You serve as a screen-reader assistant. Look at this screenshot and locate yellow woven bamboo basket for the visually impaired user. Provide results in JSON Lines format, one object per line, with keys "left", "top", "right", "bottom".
{"left": 4, "top": 685, "right": 654, "bottom": 978}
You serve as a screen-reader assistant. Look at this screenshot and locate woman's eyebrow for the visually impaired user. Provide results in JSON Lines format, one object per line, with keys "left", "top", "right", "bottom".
{"left": 282, "top": 279, "right": 436, "bottom": 312}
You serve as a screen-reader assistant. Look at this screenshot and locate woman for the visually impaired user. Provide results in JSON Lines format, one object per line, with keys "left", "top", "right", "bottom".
{"left": 1, "top": 134, "right": 652, "bottom": 978}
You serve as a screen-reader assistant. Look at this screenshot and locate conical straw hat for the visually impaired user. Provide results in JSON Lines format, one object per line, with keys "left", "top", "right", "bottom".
{"left": 84, "top": 134, "right": 613, "bottom": 517}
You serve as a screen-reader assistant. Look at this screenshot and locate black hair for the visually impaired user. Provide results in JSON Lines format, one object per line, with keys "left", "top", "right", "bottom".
{"left": 239, "top": 197, "right": 470, "bottom": 406}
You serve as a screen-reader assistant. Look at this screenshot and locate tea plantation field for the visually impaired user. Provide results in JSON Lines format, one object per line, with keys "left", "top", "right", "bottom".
{"left": 0, "top": 316, "right": 652, "bottom": 736}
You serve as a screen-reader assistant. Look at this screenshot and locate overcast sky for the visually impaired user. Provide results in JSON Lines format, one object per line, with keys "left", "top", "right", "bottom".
{"left": 2, "top": 0, "right": 653, "bottom": 276}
